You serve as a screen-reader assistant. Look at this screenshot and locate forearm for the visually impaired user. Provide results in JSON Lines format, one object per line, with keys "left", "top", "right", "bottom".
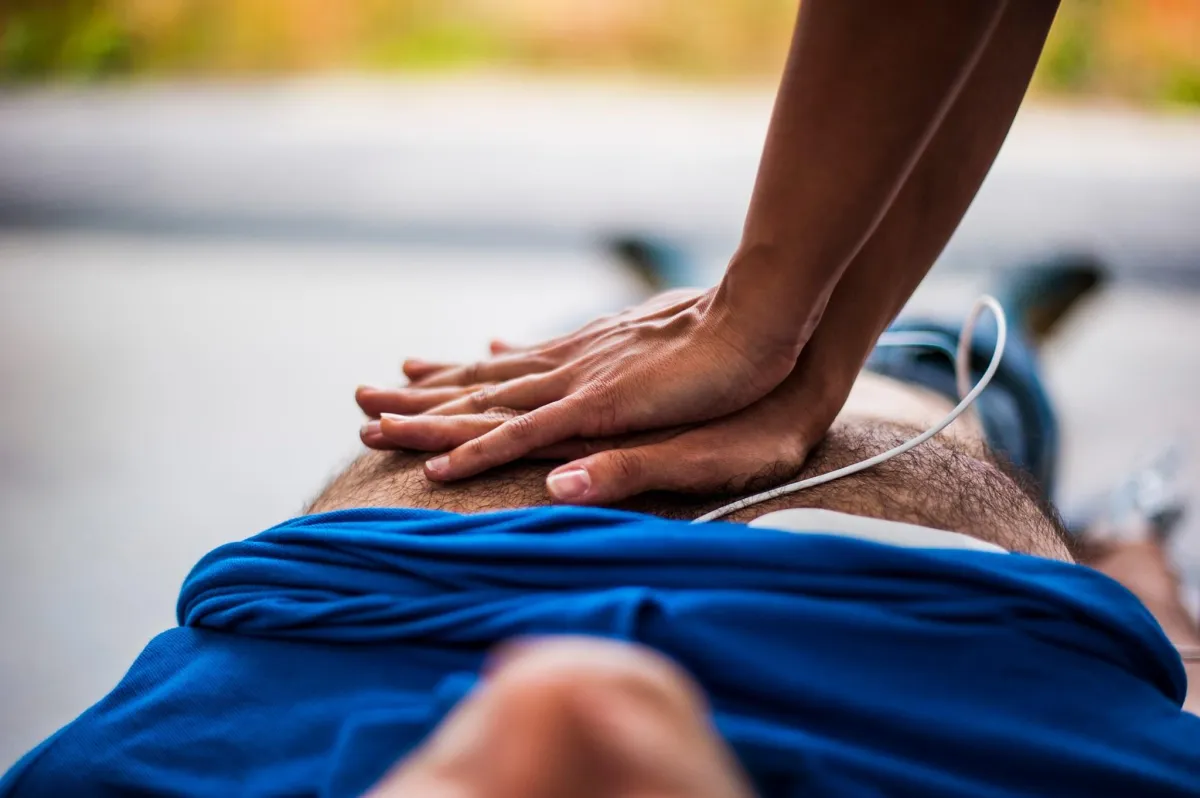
{"left": 716, "top": 0, "right": 1007, "bottom": 350}
{"left": 797, "top": 0, "right": 1060, "bottom": 376}
{"left": 732, "top": 0, "right": 1059, "bottom": 443}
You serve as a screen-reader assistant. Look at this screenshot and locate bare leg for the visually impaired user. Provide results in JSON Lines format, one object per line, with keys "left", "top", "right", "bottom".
{"left": 1084, "top": 537, "right": 1200, "bottom": 715}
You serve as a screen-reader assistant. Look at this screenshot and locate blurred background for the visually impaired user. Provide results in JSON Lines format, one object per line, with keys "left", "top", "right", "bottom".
{"left": 2, "top": 0, "right": 1199, "bottom": 767}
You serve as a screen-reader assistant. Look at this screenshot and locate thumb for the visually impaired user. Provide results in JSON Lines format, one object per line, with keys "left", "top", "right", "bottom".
{"left": 547, "top": 435, "right": 723, "bottom": 505}
{"left": 544, "top": 420, "right": 816, "bottom": 506}
{"left": 546, "top": 447, "right": 657, "bottom": 505}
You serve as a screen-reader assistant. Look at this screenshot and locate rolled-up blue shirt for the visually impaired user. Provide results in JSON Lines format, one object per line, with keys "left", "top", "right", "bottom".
{"left": 4, "top": 507, "right": 1198, "bottom": 796}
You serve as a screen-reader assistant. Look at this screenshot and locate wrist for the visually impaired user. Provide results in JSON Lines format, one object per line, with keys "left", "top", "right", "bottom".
{"left": 700, "top": 282, "right": 807, "bottom": 374}
{"left": 708, "top": 257, "right": 828, "bottom": 360}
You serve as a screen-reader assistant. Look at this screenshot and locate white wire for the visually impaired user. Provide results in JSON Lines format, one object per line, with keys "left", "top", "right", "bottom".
{"left": 692, "top": 295, "right": 1007, "bottom": 524}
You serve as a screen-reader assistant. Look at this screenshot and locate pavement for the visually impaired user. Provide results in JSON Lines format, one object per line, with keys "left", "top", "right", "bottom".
{"left": 1, "top": 78, "right": 1199, "bottom": 766}
{"left": 2, "top": 77, "right": 1200, "bottom": 279}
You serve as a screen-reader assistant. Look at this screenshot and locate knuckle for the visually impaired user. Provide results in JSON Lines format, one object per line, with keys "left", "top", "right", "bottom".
{"left": 462, "top": 435, "right": 490, "bottom": 461}
{"left": 609, "top": 450, "right": 645, "bottom": 483}
{"left": 461, "top": 361, "right": 483, "bottom": 385}
{"left": 530, "top": 355, "right": 560, "bottom": 373}
{"left": 468, "top": 384, "right": 500, "bottom": 411}
{"left": 543, "top": 366, "right": 574, "bottom": 394}
{"left": 482, "top": 407, "right": 520, "bottom": 422}
{"left": 598, "top": 392, "right": 623, "bottom": 432}
{"left": 504, "top": 411, "right": 540, "bottom": 443}
{"left": 547, "top": 340, "right": 578, "bottom": 360}
{"left": 576, "top": 383, "right": 621, "bottom": 433}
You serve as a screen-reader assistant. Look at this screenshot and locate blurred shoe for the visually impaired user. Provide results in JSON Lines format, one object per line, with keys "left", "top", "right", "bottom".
{"left": 608, "top": 235, "right": 696, "bottom": 293}
{"left": 1076, "top": 443, "right": 1188, "bottom": 546}
{"left": 1075, "top": 442, "right": 1198, "bottom": 628}
{"left": 994, "top": 252, "right": 1108, "bottom": 347}
{"left": 1099, "top": 441, "right": 1190, "bottom": 542}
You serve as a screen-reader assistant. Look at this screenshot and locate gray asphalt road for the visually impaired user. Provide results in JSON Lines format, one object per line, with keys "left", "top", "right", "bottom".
{"left": 2, "top": 78, "right": 1200, "bottom": 279}
{"left": 1, "top": 80, "right": 1198, "bottom": 766}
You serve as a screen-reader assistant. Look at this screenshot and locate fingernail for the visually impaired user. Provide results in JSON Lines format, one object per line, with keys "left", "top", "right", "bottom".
{"left": 357, "top": 384, "right": 384, "bottom": 392}
{"left": 361, "top": 420, "right": 381, "bottom": 436}
{"left": 547, "top": 468, "right": 591, "bottom": 501}
{"left": 380, "top": 413, "right": 408, "bottom": 422}
{"left": 426, "top": 455, "right": 450, "bottom": 476}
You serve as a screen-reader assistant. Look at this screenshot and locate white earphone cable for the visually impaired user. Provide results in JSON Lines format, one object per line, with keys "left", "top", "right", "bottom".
{"left": 692, "top": 295, "right": 1007, "bottom": 523}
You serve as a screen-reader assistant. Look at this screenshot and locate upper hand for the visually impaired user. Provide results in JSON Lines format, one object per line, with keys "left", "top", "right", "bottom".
{"left": 360, "top": 350, "right": 850, "bottom": 505}
{"left": 357, "top": 288, "right": 802, "bottom": 485}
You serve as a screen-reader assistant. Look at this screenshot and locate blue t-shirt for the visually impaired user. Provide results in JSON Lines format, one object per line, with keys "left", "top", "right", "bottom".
{"left": 4, "top": 507, "right": 1199, "bottom": 796}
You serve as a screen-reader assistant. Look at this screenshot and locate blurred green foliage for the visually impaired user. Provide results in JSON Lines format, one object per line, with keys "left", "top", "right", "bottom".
{"left": 1164, "top": 65, "right": 1200, "bottom": 107}
{"left": 2, "top": 0, "right": 1198, "bottom": 107}
{"left": 1, "top": 2, "right": 132, "bottom": 78}
{"left": 1038, "top": 3, "right": 1098, "bottom": 94}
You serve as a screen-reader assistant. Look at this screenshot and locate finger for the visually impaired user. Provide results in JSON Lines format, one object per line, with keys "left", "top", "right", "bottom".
{"left": 427, "top": 372, "right": 566, "bottom": 416}
{"left": 489, "top": 338, "right": 520, "bottom": 355}
{"left": 401, "top": 359, "right": 456, "bottom": 381}
{"left": 485, "top": 323, "right": 596, "bottom": 360}
{"left": 377, "top": 409, "right": 517, "bottom": 451}
{"left": 413, "top": 354, "right": 557, "bottom": 388}
{"left": 401, "top": 341, "right": 533, "bottom": 387}
{"left": 544, "top": 447, "right": 657, "bottom": 504}
{"left": 525, "top": 427, "right": 689, "bottom": 461}
{"left": 525, "top": 439, "right": 614, "bottom": 461}
{"left": 356, "top": 384, "right": 480, "bottom": 417}
{"left": 424, "top": 399, "right": 584, "bottom": 481}
{"left": 360, "top": 419, "right": 402, "bottom": 450}
{"left": 544, "top": 434, "right": 738, "bottom": 505}
{"left": 547, "top": 423, "right": 815, "bottom": 506}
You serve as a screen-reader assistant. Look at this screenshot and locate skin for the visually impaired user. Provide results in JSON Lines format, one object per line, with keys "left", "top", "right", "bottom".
{"left": 365, "top": 0, "right": 1061, "bottom": 505}
{"left": 1084, "top": 539, "right": 1200, "bottom": 716}
{"left": 366, "top": 638, "right": 754, "bottom": 798}
{"left": 353, "top": 369, "right": 1081, "bottom": 566}
{"left": 352, "top": 428, "right": 1195, "bottom": 794}
{"left": 346, "top": 377, "right": 1194, "bottom": 794}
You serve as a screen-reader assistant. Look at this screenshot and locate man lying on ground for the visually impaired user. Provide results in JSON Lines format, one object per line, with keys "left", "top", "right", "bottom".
{"left": 3, "top": 304, "right": 1198, "bottom": 796}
